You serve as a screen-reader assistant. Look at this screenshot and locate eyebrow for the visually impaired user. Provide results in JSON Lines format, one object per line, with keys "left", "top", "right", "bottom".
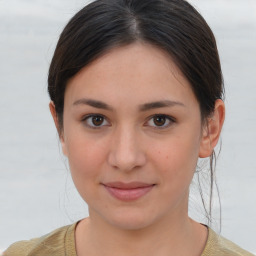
{"left": 73, "top": 98, "right": 185, "bottom": 111}
{"left": 139, "top": 100, "right": 185, "bottom": 111}
{"left": 73, "top": 98, "right": 114, "bottom": 111}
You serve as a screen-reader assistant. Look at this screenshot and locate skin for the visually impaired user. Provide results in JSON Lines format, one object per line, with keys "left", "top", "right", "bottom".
{"left": 50, "top": 43, "right": 225, "bottom": 256}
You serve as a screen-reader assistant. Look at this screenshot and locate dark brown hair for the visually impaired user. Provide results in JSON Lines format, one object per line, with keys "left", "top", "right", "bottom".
{"left": 48, "top": 0, "right": 224, "bottom": 225}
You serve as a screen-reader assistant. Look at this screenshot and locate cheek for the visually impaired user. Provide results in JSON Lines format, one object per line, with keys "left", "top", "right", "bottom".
{"left": 150, "top": 134, "right": 200, "bottom": 181}
{"left": 149, "top": 136, "right": 200, "bottom": 208}
{"left": 65, "top": 132, "right": 107, "bottom": 184}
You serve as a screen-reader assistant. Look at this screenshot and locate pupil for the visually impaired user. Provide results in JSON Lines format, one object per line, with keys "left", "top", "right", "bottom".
{"left": 154, "top": 116, "right": 166, "bottom": 126}
{"left": 92, "top": 116, "right": 103, "bottom": 126}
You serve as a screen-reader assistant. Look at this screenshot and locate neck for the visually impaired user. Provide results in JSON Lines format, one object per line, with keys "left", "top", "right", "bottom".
{"left": 75, "top": 208, "right": 207, "bottom": 256}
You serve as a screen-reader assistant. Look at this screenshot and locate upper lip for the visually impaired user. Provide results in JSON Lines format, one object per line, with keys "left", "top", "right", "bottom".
{"left": 103, "top": 182, "right": 155, "bottom": 189}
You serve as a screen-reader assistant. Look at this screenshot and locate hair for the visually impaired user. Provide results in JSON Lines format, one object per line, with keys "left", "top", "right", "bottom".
{"left": 48, "top": 0, "right": 224, "bottom": 225}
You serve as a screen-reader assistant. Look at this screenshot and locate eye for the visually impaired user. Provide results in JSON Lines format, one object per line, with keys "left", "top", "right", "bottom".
{"left": 146, "top": 115, "right": 175, "bottom": 128}
{"left": 82, "top": 114, "right": 110, "bottom": 129}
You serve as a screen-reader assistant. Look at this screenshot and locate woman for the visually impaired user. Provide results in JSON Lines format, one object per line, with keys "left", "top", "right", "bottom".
{"left": 4, "top": 0, "right": 254, "bottom": 255}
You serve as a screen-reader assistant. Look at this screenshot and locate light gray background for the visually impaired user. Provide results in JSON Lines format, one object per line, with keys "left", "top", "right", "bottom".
{"left": 0, "top": 0, "right": 255, "bottom": 253}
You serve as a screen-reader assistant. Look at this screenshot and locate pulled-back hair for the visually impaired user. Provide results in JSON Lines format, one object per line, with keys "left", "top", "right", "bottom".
{"left": 48, "top": 0, "right": 224, "bottom": 225}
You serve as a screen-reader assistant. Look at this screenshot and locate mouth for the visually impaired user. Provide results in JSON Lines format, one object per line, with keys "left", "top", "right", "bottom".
{"left": 102, "top": 182, "right": 156, "bottom": 201}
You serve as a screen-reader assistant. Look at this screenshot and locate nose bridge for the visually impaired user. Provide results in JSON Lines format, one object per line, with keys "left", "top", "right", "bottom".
{"left": 108, "top": 124, "right": 146, "bottom": 171}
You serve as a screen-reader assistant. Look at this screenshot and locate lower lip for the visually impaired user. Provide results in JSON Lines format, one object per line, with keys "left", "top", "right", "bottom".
{"left": 104, "top": 185, "right": 155, "bottom": 201}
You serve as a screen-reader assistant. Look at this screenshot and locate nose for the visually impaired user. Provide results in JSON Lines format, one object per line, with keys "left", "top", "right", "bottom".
{"left": 107, "top": 126, "right": 146, "bottom": 172}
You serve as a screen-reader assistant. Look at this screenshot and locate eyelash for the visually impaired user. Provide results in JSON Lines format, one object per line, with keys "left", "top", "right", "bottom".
{"left": 81, "top": 114, "right": 176, "bottom": 129}
{"left": 146, "top": 114, "right": 176, "bottom": 129}
{"left": 81, "top": 114, "right": 110, "bottom": 129}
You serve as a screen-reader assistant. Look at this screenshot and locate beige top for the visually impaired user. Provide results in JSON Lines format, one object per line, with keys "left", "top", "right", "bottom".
{"left": 4, "top": 222, "right": 254, "bottom": 256}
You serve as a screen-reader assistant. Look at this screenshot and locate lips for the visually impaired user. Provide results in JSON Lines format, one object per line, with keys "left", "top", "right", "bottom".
{"left": 102, "top": 182, "right": 155, "bottom": 201}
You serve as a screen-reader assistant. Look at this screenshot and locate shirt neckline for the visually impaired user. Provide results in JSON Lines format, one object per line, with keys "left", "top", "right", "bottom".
{"left": 66, "top": 221, "right": 214, "bottom": 256}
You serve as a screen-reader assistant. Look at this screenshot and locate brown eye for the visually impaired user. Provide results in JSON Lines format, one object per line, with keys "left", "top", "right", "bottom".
{"left": 83, "top": 115, "right": 109, "bottom": 129}
{"left": 153, "top": 116, "right": 167, "bottom": 126}
{"left": 92, "top": 116, "right": 104, "bottom": 126}
{"left": 146, "top": 114, "right": 174, "bottom": 129}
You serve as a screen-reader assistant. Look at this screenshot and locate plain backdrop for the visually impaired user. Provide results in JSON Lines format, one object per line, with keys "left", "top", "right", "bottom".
{"left": 0, "top": 0, "right": 255, "bottom": 253}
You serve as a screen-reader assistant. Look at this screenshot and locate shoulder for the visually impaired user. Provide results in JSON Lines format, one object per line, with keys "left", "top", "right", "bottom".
{"left": 3, "top": 223, "right": 77, "bottom": 256}
{"left": 202, "top": 227, "right": 255, "bottom": 256}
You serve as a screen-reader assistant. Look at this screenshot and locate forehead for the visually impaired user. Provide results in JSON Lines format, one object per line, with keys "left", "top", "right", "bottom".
{"left": 64, "top": 43, "right": 197, "bottom": 108}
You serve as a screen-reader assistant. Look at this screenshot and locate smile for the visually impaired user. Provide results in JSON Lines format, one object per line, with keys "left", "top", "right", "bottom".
{"left": 102, "top": 182, "right": 155, "bottom": 201}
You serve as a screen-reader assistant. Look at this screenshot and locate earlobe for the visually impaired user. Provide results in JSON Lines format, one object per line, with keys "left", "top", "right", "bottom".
{"left": 49, "top": 101, "right": 67, "bottom": 156}
{"left": 199, "top": 99, "right": 225, "bottom": 158}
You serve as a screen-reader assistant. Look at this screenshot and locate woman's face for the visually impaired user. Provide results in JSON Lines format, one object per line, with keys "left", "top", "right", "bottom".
{"left": 59, "top": 43, "right": 209, "bottom": 230}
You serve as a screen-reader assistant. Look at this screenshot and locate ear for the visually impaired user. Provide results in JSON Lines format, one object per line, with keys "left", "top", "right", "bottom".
{"left": 49, "top": 101, "right": 67, "bottom": 156}
{"left": 199, "top": 99, "right": 225, "bottom": 158}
